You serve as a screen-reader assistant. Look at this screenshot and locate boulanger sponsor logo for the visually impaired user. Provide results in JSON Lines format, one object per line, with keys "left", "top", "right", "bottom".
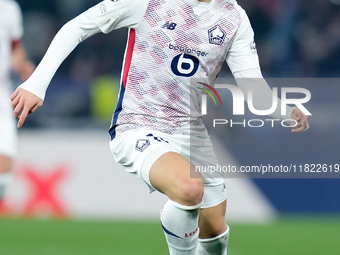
{"left": 197, "top": 81, "right": 312, "bottom": 128}
{"left": 208, "top": 25, "right": 226, "bottom": 45}
{"left": 169, "top": 43, "right": 208, "bottom": 77}
{"left": 169, "top": 43, "right": 209, "bottom": 57}
{"left": 171, "top": 53, "right": 199, "bottom": 77}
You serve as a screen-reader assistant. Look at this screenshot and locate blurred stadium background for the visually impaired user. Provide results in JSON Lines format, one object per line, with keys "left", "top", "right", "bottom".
{"left": 1, "top": 0, "right": 340, "bottom": 254}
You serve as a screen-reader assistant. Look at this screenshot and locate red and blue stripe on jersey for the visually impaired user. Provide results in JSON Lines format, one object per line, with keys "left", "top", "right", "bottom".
{"left": 109, "top": 28, "right": 136, "bottom": 140}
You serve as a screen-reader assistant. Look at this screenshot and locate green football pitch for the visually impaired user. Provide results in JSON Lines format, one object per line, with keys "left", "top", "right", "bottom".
{"left": 0, "top": 216, "right": 339, "bottom": 255}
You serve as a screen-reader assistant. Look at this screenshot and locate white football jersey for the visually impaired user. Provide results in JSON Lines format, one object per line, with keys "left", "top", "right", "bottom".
{"left": 100, "top": 0, "right": 260, "bottom": 139}
{"left": 19, "top": 0, "right": 261, "bottom": 138}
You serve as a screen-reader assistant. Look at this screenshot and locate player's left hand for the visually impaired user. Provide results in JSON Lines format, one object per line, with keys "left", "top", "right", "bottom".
{"left": 290, "top": 108, "right": 309, "bottom": 133}
{"left": 11, "top": 87, "right": 43, "bottom": 128}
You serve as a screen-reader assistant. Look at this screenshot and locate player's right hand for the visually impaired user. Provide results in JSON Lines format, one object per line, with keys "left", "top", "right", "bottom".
{"left": 11, "top": 87, "right": 43, "bottom": 128}
{"left": 290, "top": 108, "right": 309, "bottom": 133}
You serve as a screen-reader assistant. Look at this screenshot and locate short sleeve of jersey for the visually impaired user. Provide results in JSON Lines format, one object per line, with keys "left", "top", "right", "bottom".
{"left": 84, "top": 0, "right": 149, "bottom": 34}
{"left": 226, "top": 5, "right": 260, "bottom": 74}
{"left": 8, "top": 0, "right": 23, "bottom": 40}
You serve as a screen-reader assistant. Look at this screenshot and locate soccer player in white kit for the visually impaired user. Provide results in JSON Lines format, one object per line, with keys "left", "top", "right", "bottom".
{"left": 11, "top": 0, "right": 309, "bottom": 254}
{"left": 0, "top": 0, "right": 34, "bottom": 201}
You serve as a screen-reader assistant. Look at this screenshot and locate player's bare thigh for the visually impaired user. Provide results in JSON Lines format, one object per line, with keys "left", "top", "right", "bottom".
{"left": 0, "top": 155, "right": 13, "bottom": 173}
{"left": 149, "top": 151, "right": 204, "bottom": 206}
{"left": 150, "top": 152, "right": 228, "bottom": 237}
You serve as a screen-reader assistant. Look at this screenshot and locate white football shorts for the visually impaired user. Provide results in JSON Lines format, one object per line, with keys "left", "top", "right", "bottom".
{"left": 0, "top": 88, "right": 17, "bottom": 158}
{"left": 109, "top": 129, "right": 227, "bottom": 208}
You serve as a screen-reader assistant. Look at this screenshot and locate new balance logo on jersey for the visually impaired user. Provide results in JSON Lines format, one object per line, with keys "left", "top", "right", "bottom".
{"left": 208, "top": 25, "right": 226, "bottom": 45}
{"left": 162, "top": 21, "right": 177, "bottom": 30}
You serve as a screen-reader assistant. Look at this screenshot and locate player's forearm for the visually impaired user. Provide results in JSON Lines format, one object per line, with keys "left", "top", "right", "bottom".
{"left": 11, "top": 42, "right": 35, "bottom": 81}
{"left": 233, "top": 69, "right": 294, "bottom": 120}
{"left": 11, "top": 42, "right": 26, "bottom": 73}
{"left": 19, "top": 17, "right": 90, "bottom": 100}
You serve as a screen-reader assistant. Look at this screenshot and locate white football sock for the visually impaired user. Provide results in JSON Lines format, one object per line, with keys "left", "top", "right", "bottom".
{"left": 0, "top": 173, "right": 13, "bottom": 201}
{"left": 160, "top": 200, "right": 202, "bottom": 255}
{"left": 197, "top": 227, "right": 230, "bottom": 255}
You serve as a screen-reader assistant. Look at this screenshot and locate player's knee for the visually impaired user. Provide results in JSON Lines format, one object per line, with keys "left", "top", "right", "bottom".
{"left": 178, "top": 178, "right": 204, "bottom": 206}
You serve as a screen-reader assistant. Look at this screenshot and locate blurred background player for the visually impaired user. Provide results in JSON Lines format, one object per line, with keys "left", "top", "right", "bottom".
{"left": 0, "top": 0, "right": 34, "bottom": 202}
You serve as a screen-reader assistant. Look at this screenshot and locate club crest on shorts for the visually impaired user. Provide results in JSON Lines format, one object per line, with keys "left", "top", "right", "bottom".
{"left": 135, "top": 139, "right": 151, "bottom": 152}
{"left": 208, "top": 25, "right": 226, "bottom": 45}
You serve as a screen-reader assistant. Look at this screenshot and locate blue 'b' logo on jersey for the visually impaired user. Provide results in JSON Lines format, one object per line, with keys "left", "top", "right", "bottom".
{"left": 171, "top": 53, "right": 199, "bottom": 77}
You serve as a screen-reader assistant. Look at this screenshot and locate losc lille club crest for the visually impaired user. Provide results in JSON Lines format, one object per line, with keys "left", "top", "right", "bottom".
{"left": 135, "top": 139, "right": 151, "bottom": 152}
{"left": 208, "top": 25, "right": 226, "bottom": 46}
